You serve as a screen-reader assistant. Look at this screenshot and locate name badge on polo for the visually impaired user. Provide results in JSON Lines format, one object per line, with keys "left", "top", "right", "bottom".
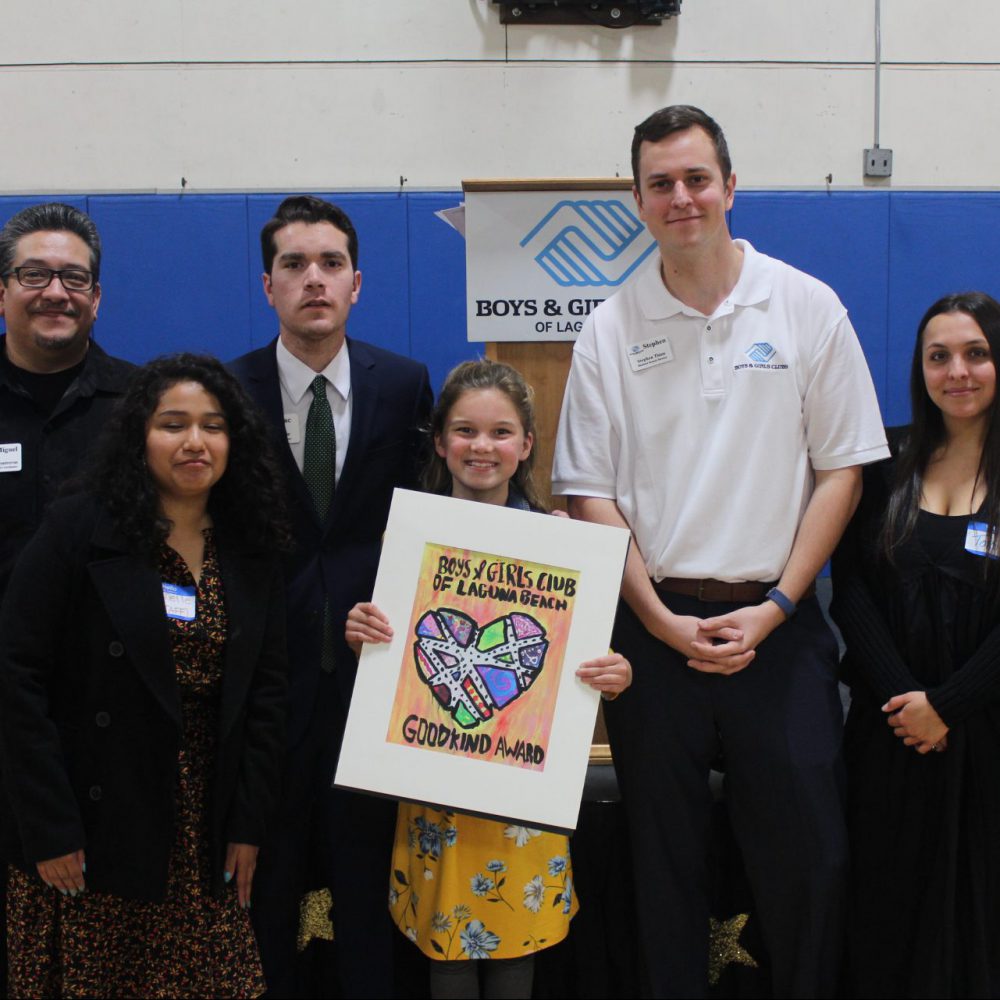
{"left": 162, "top": 582, "right": 197, "bottom": 621}
{"left": 0, "top": 443, "right": 22, "bottom": 472}
{"left": 284, "top": 413, "right": 301, "bottom": 445}
{"left": 626, "top": 337, "right": 674, "bottom": 373}
{"left": 965, "top": 520, "right": 999, "bottom": 559}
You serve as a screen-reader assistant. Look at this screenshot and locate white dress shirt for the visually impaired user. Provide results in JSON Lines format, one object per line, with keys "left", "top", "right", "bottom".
{"left": 276, "top": 336, "right": 352, "bottom": 485}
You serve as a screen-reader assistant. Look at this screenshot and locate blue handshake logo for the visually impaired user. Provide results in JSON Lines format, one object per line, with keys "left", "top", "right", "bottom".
{"left": 745, "top": 342, "right": 777, "bottom": 364}
{"left": 520, "top": 199, "right": 656, "bottom": 287}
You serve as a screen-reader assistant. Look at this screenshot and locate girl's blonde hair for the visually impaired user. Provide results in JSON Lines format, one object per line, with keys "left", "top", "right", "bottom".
{"left": 423, "top": 359, "right": 547, "bottom": 511}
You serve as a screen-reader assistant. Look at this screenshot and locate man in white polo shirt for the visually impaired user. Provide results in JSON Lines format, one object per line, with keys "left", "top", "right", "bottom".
{"left": 553, "top": 106, "right": 888, "bottom": 998}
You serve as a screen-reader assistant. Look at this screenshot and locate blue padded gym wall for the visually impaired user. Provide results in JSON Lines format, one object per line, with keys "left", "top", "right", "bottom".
{"left": 3, "top": 190, "right": 1000, "bottom": 427}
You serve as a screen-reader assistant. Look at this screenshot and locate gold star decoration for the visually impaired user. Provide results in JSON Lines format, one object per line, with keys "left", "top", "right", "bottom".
{"left": 708, "top": 912, "right": 758, "bottom": 986}
{"left": 297, "top": 888, "right": 335, "bottom": 952}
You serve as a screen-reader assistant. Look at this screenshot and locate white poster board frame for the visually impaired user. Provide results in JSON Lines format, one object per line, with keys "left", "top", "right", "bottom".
{"left": 334, "top": 489, "right": 629, "bottom": 832}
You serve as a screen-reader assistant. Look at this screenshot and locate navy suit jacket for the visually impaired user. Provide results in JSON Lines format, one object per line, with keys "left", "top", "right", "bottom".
{"left": 230, "top": 337, "right": 433, "bottom": 746}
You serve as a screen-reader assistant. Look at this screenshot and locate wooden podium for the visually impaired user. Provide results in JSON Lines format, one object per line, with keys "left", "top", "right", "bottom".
{"left": 484, "top": 340, "right": 574, "bottom": 511}
{"left": 467, "top": 178, "right": 638, "bottom": 757}
{"left": 467, "top": 177, "right": 635, "bottom": 512}
{"left": 484, "top": 340, "right": 611, "bottom": 756}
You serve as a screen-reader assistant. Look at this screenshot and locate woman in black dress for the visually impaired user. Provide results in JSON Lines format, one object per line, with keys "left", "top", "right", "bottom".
{"left": 831, "top": 292, "right": 1000, "bottom": 998}
{"left": 0, "top": 354, "right": 289, "bottom": 998}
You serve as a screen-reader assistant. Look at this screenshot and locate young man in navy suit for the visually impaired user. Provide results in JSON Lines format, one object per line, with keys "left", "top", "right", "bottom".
{"left": 231, "top": 196, "right": 432, "bottom": 998}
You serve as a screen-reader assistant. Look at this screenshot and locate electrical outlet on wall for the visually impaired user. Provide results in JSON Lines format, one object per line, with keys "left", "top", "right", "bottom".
{"left": 864, "top": 148, "right": 893, "bottom": 177}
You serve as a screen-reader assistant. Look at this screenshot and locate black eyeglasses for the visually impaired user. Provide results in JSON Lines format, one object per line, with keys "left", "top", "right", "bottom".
{"left": 2, "top": 266, "right": 96, "bottom": 291}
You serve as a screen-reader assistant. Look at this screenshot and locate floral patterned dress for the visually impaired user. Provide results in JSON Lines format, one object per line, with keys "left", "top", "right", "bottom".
{"left": 389, "top": 805, "right": 578, "bottom": 961}
{"left": 7, "top": 534, "right": 265, "bottom": 998}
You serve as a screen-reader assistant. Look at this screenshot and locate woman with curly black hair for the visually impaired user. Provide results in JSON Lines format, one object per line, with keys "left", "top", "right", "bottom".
{"left": 0, "top": 353, "right": 289, "bottom": 998}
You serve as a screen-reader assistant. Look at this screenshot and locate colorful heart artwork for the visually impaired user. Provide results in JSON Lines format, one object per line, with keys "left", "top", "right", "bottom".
{"left": 413, "top": 608, "right": 548, "bottom": 730}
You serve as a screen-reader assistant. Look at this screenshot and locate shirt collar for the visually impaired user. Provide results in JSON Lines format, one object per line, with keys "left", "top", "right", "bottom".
{"left": 276, "top": 336, "right": 352, "bottom": 405}
{"left": 0, "top": 336, "right": 20, "bottom": 392}
{"left": 637, "top": 239, "right": 773, "bottom": 321}
{"left": 505, "top": 483, "right": 532, "bottom": 512}
{"left": 0, "top": 334, "right": 108, "bottom": 398}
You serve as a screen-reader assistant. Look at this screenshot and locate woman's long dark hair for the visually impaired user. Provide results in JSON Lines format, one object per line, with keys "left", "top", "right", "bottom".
{"left": 881, "top": 292, "right": 1000, "bottom": 561}
{"left": 423, "top": 359, "right": 547, "bottom": 512}
{"left": 88, "top": 353, "right": 291, "bottom": 557}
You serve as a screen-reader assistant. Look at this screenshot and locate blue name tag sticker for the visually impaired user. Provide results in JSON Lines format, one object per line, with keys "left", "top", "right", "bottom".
{"left": 162, "top": 582, "right": 197, "bottom": 620}
{"left": 965, "top": 521, "right": 998, "bottom": 559}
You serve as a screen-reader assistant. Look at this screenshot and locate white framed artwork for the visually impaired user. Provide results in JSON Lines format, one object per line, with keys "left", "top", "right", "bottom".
{"left": 334, "top": 490, "right": 629, "bottom": 832}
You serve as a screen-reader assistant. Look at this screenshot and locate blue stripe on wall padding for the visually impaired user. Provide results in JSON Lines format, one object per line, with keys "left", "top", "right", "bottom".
{"left": 406, "top": 192, "right": 470, "bottom": 394}
{"left": 88, "top": 194, "right": 254, "bottom": 362}
{"left": 731, "top": 191, "right": 891, "bottom": 413}
{"left": 886, "top": 194, "right": 1000, "bottom": 423}
{"left": 4, "top": 190, "right": 1000, "bottom": 424}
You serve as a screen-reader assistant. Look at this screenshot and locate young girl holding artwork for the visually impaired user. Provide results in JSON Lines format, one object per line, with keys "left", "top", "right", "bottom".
{"left": 346, "top": 359, "right": 631, "bottom": 1000}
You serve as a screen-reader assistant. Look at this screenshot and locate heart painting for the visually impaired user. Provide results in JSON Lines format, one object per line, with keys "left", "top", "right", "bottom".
{"left": 413, "top": 607, "right": 549, "bottom": 730}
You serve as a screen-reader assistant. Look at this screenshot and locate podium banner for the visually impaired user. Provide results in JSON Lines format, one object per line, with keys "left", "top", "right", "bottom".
{"left": 464, "top": 181, "right": 656, "bottom": 343}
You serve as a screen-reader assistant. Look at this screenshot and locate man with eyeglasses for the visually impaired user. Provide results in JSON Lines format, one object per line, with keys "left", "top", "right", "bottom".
{"left": 0, "top": 201, "right": 133, "bottom": 602}
{"left": 0, "top": 201, "right": 132, "bottom": 992}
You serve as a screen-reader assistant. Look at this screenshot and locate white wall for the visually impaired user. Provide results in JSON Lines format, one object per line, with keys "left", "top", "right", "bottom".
{"left": 1, "top": 1, "right": 996, "bottom": 191}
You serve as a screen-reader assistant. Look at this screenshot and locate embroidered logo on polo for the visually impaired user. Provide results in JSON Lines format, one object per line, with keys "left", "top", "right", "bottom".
{"left": 745, "top": 342, "right": 776, "bottom": 364}
{"left": 413, "top": 608, "right": 548, "bottom": 730}
{"left": 734, "top": 341, "right": 789, "bottom": 372}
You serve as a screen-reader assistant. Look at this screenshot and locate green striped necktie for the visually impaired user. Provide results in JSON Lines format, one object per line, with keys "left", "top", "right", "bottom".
{"left": 304, "top": 374, "right": 336, "bottom": 673}
{"left": 304, "top": 374, "right": 335, "bottom": 519}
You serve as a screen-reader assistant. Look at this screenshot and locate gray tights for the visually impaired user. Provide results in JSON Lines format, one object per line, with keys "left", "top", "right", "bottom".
{"left": 429, "top": 954, "right": 535, "bottom": 1000}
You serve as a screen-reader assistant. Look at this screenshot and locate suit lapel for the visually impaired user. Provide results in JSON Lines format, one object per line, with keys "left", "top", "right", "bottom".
{"left": 87, "top": 516, "right": 181, "bottom": 726}
{"left": 243, "top": 342, "right": 322, "bottom": 529}
{"left": 333, "top": 339, "right": 379, "bottom": 524}
{"left": 244, "top": 347, "right": 287, "bottom": 434}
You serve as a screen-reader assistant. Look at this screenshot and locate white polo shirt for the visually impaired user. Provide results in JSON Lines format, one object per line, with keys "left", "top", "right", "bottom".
{"left": 552, "top": 240, "right": 889, "bottom": 582}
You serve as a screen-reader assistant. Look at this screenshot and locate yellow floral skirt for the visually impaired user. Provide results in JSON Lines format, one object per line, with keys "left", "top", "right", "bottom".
{"left": 389, "top": 804, "right": 578, "bottom": 961}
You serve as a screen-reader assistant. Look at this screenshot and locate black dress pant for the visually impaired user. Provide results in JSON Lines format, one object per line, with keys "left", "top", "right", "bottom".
{"left": 252, "top": 670, "right": 397, "bottom": 998}
{"left": 607, "top": 594, "right": 847, "bottom": 999}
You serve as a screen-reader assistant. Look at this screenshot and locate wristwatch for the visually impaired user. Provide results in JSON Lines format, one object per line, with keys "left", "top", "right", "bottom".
{"left": 765, "top": 586, "right": 796, "bottom": 618}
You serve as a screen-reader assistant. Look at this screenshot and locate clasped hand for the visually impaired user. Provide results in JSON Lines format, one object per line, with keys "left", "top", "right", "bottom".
{"left": 883, "top": 691, "right": 949, "bottom": 754}
{"left": 657, "top": 601, "right": 786, "bottom": 675}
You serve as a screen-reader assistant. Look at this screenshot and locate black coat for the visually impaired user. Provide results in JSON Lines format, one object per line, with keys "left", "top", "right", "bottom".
{"left": 0, "top": 494, "right": 287, "bottom": 902}
{"left": 0, "top": 337, "right": 134, "bottom": 603}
